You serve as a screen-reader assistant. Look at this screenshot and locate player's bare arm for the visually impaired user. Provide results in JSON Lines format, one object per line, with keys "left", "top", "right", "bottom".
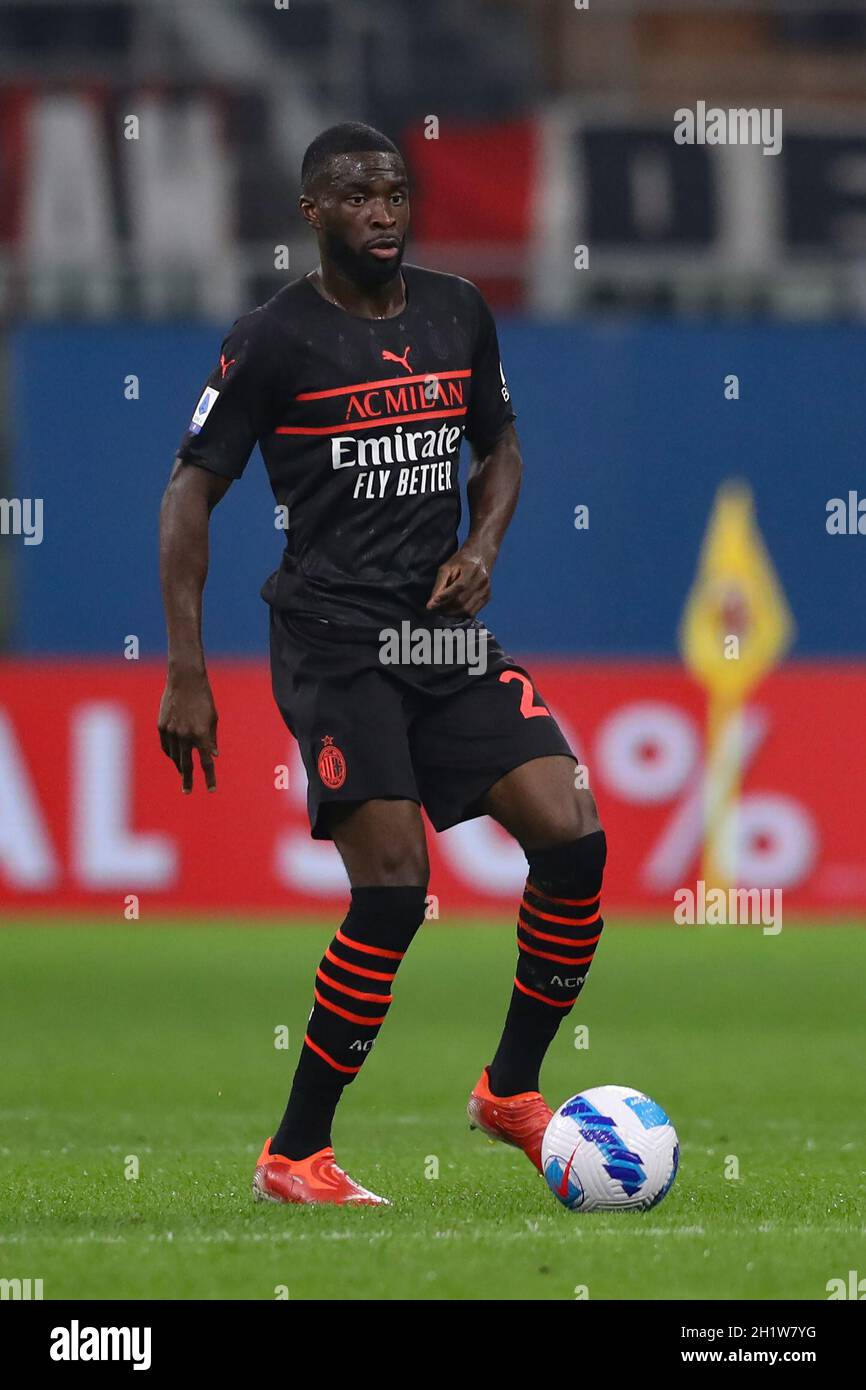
{"left": 426, "top": 422, "right": 522, "bottom": 617}
{"left": 158, "top": 458, "right": 230, "bottom": 793}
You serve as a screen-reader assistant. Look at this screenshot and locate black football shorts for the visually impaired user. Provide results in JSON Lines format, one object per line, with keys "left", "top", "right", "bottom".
{"left": 269, "top": 609, "right": 576, "bottom": 840}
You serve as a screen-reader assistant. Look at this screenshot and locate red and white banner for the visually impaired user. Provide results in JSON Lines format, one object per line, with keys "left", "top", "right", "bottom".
{"left": 0, "top": 661, "right": 863, "bottom": 916}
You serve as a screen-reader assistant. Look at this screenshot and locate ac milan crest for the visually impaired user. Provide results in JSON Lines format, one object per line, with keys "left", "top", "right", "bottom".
{"left": 317, "top": 734, "right": 347, "bottom": 789}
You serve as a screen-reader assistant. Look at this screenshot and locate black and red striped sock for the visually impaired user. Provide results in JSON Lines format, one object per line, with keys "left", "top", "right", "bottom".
{"left": 487, "top": 829, "right": 607, "bottom": 1098}
{"left": 271, "top": 885, "right": 427, "bottom": 1160}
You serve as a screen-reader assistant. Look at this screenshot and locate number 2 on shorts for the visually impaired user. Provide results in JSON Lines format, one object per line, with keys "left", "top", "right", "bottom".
{"left": 499, "top": 669, "right": 551, "bottom": 719}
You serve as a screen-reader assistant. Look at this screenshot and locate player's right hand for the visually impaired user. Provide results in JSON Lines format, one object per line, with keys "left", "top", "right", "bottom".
{"left": 157, "top": 674, "right": 219, "bottom": 793}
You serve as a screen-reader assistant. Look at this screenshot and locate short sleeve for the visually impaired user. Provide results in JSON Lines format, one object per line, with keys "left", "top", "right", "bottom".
{"left": 463, "top": 290, "right": 516, "bottom": 457}
{"left": 176, "top": 308, "right": 285, "bottom": 480}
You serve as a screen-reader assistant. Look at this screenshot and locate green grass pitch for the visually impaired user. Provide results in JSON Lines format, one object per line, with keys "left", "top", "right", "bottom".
{"left": 1, "top": 920, "right": 864, "bottom": 1301}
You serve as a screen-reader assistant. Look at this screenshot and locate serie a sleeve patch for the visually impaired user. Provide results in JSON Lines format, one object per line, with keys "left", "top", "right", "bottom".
{"left": 188, "top": 386, "right": 221, "bottom": 435}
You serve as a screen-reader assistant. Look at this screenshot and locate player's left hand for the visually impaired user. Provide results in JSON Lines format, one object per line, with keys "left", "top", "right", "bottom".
{"left": 426, "top": 545, "right": 493, "bottom": 618}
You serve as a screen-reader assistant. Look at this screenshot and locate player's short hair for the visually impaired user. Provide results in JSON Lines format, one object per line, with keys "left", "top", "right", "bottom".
{"left": 301, "top": 122, "right": 403, "bottom": 193}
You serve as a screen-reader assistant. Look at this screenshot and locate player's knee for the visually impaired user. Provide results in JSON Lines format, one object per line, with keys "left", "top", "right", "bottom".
{"left": 328, "top": 800, "right": 429, "bottom": 888}
{"left": 531, "top": 787, "right": 602, "bottom": 850}
{"left": 344, "top": 883, "right": 429, "bottom": 950}
{"left": 359, "top": 841, "right": 429, "bottom": 889}
{"left": 527, "top": 826, "right": 607, "bottom": 899}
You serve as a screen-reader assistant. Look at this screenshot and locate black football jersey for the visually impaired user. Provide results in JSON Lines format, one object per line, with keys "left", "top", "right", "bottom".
{"left": 176, "top": 265, "right": 516, "bottom": 631}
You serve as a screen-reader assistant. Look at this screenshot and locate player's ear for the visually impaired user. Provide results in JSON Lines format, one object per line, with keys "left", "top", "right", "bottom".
{"left": 299, "top": 195, "right": 321, "bottom": 231}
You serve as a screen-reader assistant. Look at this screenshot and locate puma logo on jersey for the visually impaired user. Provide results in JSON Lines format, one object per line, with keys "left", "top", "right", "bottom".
{"left": 219, "top": 352, "right": 237, "bottom": 379}
{"left": 381, "top": 346, "right": 412, "bottom": 373}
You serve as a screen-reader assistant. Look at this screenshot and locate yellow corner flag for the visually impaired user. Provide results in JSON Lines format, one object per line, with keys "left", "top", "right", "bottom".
{"left": 679, "top": 483, "right": 794, "bottom": 887}
{"left": 679, "top": 482, "right": 793, "bottom": 701}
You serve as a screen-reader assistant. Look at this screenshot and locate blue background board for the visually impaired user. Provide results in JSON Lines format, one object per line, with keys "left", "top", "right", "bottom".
{"left": 7, "top": 319, "right": 861, "bottom": 656}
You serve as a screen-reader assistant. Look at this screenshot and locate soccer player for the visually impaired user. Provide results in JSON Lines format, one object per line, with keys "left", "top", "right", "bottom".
{"left": 158, "top": 123, "right": 607, "bottom": 1206}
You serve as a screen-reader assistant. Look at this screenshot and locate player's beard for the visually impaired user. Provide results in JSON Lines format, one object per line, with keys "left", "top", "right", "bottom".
{"left": 324, "top": 229, "right": 406, "bottom": 289}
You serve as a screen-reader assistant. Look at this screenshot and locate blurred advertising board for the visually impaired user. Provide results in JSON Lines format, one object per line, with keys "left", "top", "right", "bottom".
{"left": 1, "top": 661, "right": 862, "bottom": 916}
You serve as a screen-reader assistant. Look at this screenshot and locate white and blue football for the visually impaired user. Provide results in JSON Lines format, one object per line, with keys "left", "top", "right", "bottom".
{"left": 542, "top": 1085, "right": 679, "bottom": 1212}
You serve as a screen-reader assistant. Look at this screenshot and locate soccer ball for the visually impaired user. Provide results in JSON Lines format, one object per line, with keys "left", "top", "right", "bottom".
{"left": 542, "top": 1085, "right": 679, "bottom": 1212}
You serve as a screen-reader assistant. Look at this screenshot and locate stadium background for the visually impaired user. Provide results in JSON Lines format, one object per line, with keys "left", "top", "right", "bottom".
{"left": 1, "top": 0, "right": 864, "bottom": 915}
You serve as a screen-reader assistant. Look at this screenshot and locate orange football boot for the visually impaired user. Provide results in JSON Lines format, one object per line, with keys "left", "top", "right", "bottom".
{"left": 467, "top": 1067, "right": 553, "bottom": 1173}
{"left": 252, "top": 1138, "right": 389, "bottom": 1206}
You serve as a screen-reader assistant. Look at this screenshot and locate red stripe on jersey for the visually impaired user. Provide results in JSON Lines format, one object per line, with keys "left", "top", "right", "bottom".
{"left": 296, "top": 370, "right": 471, "bottom": 400}
{"left": 276, "top": 408, "right": 467, "bottom": 435}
